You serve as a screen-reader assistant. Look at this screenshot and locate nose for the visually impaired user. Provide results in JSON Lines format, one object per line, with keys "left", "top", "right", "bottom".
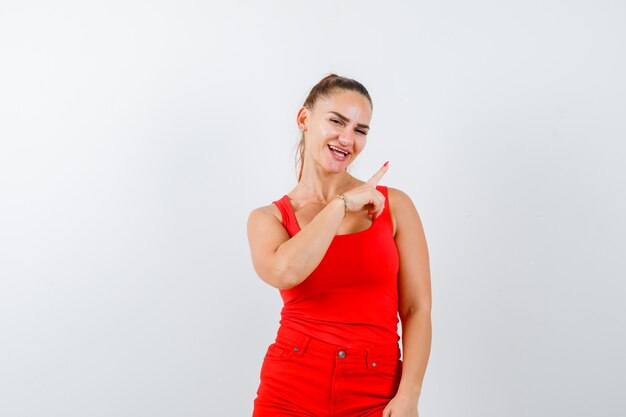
{"left": 338, "top": 130, "right": 355, "bottom": 146}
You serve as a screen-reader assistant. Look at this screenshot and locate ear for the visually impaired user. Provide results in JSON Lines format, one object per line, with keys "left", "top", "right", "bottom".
{"left": 296, "top": 106, "right": 310, "bottom": 132}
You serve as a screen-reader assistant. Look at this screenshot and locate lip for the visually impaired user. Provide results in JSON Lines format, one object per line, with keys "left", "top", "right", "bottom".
{"left": 327, "top": 144, "right": 351, "bottom": 155}
{"left": 327, "top": 144, "right": 350, "bottom": 161}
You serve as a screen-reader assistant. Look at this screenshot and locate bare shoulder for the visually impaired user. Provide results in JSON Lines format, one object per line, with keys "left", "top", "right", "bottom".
{"left": 247, "top": 203, "right": 287, "bottom": 244}
{"left": 248, "top": 202, "right": 283, "bottom": 225}
{"left": 387, "top": 186, "right": 415, "bottom": 208}
{"left": 386, "top": 187, "right": 422, "bottom": 237}
{"left": 247, "top": 201, "right": 290, "bottom": 253}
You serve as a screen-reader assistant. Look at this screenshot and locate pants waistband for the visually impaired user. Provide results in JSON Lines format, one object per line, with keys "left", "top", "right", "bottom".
{"left": 275, "top": 325, "right": 401, "bottom": 364}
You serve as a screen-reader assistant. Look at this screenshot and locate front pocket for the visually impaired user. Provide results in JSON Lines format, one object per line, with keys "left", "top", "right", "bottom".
{"left": 372, "top": 359, "right": 403, "bottom": 379}
{"left": 264, "top": 337, "right": 301, "bottom": 360}
{"left": 265, "top": 342, "right": 289, "bottom": 359}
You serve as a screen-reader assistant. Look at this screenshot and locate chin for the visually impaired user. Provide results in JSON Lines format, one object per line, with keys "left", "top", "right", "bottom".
{"left": 326, "top": 161, "right": 351, "bottom": 173}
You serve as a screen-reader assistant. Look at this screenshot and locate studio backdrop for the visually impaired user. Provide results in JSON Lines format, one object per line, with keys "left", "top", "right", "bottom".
{"left": 1, "top": 1, "right": 624, "bottom": 416}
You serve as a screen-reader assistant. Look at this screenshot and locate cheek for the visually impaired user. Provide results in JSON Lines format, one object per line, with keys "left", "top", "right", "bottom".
{"left": 355, "top": 137, "right": 367, "bottom": 153}
{"left": 321, "top": 125, "right": 340, "bottom": 137}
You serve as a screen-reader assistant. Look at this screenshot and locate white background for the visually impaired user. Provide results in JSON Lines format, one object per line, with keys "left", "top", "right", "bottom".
{"left": 1, "top": 1, "right": 625, "bottom": 416}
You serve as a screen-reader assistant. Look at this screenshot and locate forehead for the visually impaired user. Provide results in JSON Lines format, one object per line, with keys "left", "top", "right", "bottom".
{"left": 314, "top": 90, "right": 372, "bottom": 123}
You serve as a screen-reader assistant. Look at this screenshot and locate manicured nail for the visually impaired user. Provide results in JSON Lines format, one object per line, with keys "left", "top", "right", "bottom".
{"left": 383, "top": 161, "right": 389, "bottom": 167}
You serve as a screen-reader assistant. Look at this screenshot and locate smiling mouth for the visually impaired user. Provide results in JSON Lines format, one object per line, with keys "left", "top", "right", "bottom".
{"left": 328, "top": 144, "right": 350, "bottom": 157}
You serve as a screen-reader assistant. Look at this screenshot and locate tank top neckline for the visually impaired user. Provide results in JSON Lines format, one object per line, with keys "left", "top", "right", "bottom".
{"left": 279, "top": 185, "right": 386, "bottom": 238}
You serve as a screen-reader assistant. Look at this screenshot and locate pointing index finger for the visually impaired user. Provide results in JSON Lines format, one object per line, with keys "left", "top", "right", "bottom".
{"left": 366, "top": 161, "right": 389, "bottom": 186}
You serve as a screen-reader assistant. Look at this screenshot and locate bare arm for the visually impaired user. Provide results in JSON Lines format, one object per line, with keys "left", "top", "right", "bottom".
{"left": 247, "top": 163, "right": 389, "bottom": 290}
{"left": 383, "top": 187, "right": 432, "bottom": 417}
{"left": 247, "top": 198, "right": 345, "bottom": 289}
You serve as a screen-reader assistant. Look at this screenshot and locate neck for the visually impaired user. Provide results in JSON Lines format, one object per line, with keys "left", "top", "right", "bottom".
{"left": 299, "top": 165, "right": 352, "bottom": 204}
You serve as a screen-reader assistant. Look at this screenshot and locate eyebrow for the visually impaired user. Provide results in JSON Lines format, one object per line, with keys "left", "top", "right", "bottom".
{"left": 327, "top": 111, "right": 370, "bottom": 130}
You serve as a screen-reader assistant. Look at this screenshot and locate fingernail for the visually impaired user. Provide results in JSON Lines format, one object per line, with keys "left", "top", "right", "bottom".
{"left": 383, "top": 161, "right": 389, "bottom": 167}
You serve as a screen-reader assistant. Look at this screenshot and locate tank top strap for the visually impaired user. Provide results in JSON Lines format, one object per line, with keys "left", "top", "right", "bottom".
{"left": 375, "top": 185, "right": 394, "bottom": 233}
{"left": 272, "top": 195, "right": 299, "bottom": 237}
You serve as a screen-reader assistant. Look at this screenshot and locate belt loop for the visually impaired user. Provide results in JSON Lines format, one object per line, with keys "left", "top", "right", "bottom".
{"left": 365, "top": 349, "right": 370, "bottom": 368}
{"left": 299, "top": 333, "right": 311, "bottom": 355}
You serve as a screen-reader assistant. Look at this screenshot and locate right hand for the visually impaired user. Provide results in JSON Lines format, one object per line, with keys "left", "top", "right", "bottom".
{"left": 342, "top": 162, "right": 389, "bottom": 218}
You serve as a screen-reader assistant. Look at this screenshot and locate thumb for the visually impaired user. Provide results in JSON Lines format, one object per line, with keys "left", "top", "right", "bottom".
{"left": 366, "top": 161, "right": 389, "bottom": 186}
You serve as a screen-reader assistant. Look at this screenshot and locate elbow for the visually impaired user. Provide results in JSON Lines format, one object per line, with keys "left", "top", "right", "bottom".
{"left": 253, "top": 252, "right": 303, "bottom": 290}
{"left": 268, "top": 261, "right": 301, "bottom": 290}
{"left": 399, "top": 304, "right": 432, "bottom": 322}
{"left": 275, "top": 279, "right": 299, "bottom": 290}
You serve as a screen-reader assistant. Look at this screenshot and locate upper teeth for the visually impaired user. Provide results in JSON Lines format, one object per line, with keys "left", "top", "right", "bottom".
{"left": 329, "top": 145, "right": 348, "bottom": 155}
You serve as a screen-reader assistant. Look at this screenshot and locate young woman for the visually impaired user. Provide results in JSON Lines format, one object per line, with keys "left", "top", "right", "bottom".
{"left": 247, "top": 74, "right": 431, "bottom": 417}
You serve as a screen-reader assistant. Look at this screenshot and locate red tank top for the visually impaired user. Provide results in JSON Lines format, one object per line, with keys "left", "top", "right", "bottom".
{"left": 272, "top": 185, "right": 400, "bottom": 347}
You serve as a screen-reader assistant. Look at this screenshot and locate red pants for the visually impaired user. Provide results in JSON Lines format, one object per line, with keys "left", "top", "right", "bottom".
{"left": 253, "top": 326, "right": 402, "bottom": 417}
